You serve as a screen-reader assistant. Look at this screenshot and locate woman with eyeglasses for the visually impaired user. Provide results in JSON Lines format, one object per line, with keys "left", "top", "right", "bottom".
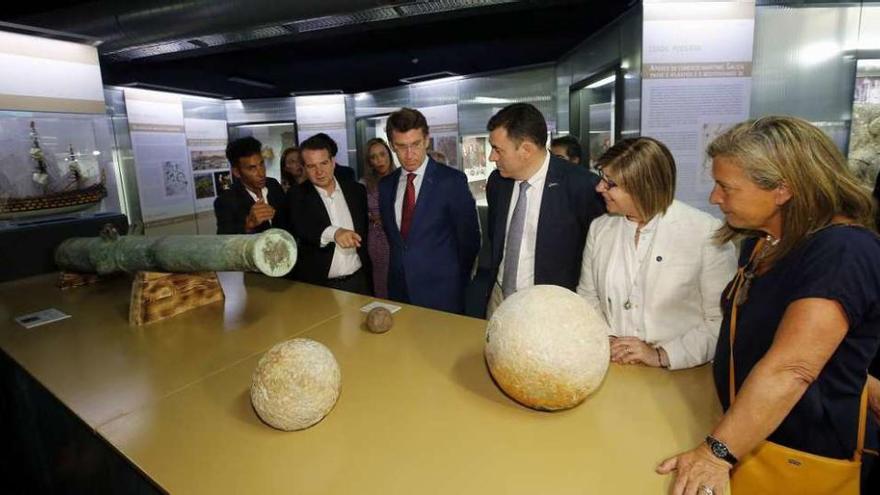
{"left": 657, "top": 116, "right": 880, "bottom": 495}
{"left": 576, "top": 137, "right": 737, "bottom": 370}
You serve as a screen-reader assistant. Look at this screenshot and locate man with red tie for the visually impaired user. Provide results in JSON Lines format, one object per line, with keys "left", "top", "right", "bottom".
{"left": 214, "top": 136, "right": 287, "bottom": 234}
{"left": 378, "top": 108, "right": 480, "bottom": 314}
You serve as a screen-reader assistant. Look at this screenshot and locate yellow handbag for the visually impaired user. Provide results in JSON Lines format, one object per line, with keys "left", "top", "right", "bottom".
{"left": 726, "top": 239, "right": 868, "bottom": 495}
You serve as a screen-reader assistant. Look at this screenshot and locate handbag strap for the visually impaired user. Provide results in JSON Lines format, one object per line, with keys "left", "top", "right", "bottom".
{"left": 727, "top": 238, "right": 868, "bottom": 462}
{"left": 727, "top": 238, "right": 766, "bottom": 406}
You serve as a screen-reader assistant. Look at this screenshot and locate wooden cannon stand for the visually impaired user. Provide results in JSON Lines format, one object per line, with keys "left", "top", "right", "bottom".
{"left": 58, "top": 271, "right": 225, "bottom": 326}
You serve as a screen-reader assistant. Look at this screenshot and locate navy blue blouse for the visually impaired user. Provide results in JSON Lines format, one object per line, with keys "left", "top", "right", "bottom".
{"left": 713, "top": 225, "right": 880, "bottom": 459}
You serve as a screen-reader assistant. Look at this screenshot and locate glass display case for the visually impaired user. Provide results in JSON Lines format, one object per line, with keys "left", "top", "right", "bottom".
{"left": 460, "top": 134, "right": 494, "bottom": 206}
{"left": 0, "top": 110, "right": 123, "bottom": 229}
{"left": 571, "top": 70, "right": 618, "bottom": 169}
{"left": 847, "top": 58, "right": 880, "bottom": 189}
{"left": 228, "top": 121, "right": 298, "bottom": 182}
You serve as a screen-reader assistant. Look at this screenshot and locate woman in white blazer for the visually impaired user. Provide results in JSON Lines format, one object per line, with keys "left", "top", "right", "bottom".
{"left": 576, "top": 137, "right": 736, "bottom": 370}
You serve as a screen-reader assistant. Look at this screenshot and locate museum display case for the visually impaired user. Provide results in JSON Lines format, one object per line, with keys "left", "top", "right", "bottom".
{"left": 0, "top": 111, "right": 122, "bottom": 225}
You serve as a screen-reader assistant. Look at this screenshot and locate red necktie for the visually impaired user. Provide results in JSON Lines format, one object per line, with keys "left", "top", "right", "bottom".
{"left": 400, "top": 173, "right": 416, "bottom": 240}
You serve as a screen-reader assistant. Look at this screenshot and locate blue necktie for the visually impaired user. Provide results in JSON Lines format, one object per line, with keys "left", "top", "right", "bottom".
{"left": 502, "top": 181, "right": 530, "bottom": 299}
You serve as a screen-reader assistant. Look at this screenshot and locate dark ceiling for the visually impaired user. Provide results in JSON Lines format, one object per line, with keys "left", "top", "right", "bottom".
{"left": 3, "top": 1, "right": 635, "bottom": 99}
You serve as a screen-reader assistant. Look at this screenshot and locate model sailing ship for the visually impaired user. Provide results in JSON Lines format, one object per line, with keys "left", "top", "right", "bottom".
{"left": 0, "top": 121, "right": 107, "bottom": 219}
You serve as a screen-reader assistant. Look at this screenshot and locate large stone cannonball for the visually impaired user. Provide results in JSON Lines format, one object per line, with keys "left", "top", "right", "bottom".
{"left": 251, "top": 338, "right": 341, "bottom": 431}
{"left": 485, "top": 285, "right": 610, "bottom": 411}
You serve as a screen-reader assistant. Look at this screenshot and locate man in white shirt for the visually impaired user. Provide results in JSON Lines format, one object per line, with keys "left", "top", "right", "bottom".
{"left": 287, "top": 134, "right": 371, "bottom": 294}
{"left": 485, "top": 103, "right": 605, "bottom": 317}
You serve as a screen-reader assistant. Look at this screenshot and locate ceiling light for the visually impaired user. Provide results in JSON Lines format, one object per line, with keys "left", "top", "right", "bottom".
{"left": 289, "top": 90, "right": 344, "bottom": 96}
{"left": 586, "top": 75, "right": 616, "bottom": 89}
{"left": 227, "top": 77, "right": 277, "bottom": 89}
{"left": 119, "top": 82, "right": 230, "bottom": 100}
{"left": 400, "top": 72, "right": 463, "bottom": 85}
{"left": 472, "top": 96, "right": 511, "bottom": 104}
{"left": 798, "top": 41, "right": 840, "bottom": 67}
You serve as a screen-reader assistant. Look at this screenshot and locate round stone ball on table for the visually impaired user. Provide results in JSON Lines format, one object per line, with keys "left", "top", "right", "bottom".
{"left": 366, "top": 307, "right": 393, "bottom": 333}
{"left": 251, "top": 338, "right": 341, "bottom": 431}
{"left": 484, "top": 285, "right": 610, "bottom": 411}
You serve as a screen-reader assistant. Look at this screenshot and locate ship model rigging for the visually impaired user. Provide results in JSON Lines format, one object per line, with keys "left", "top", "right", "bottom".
{"left": 0, "top": 121, "right": 107, "bottom": 219}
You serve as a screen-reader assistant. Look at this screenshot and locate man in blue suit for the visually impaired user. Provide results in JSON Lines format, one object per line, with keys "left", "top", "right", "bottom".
{"left": 485, "top": 103, "right": 605, "bottom": 317}
{"left": 378, "top": 108, "right": 480, "bottom": 314}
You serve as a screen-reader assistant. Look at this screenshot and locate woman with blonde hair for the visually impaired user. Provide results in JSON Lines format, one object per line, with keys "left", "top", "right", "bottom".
{"left": 659, "top": 116, "right": 880, "bottom": 495}
{"left": 361, "top": 138, "right": 397, "bottom": 298}
{"left": 577, "top": 137, "right": 736, "bottom": 370}
{"left": 279, "top": 146, "right": 304, "bottom": 192}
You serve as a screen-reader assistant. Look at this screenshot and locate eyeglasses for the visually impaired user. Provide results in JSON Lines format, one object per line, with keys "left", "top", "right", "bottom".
{"left": 392, "top": 140, "right": 425, "bottom": 154}
{"left": 597, "top": 168, "right": 618, "bottom": 189}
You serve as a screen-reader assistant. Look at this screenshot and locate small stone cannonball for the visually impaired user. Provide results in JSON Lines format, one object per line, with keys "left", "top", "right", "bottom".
{"left": 485, "top": 285, "right": 610, "bottom": 411}
{"left": 366, "top": 307, "right": 393, "bottom": 333}
{"left": 251, "top": 338, "right": 341, "bottom": 431}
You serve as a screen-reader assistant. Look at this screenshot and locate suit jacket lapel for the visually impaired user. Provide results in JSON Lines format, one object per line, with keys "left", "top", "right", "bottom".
{"left": 383, "top": 168, "right": 404, "bottom": 246}
{"left": 306, "top": 184, "right": 332, "bottom": 232}
{"left": 408, "top": 160, "right": 437, "bottom": 240}
{"left": 340, "top": 180, "right": 365, "bottom": 237}
{"left": 235, "top": 181, "right": 256, "bottom": 209}
{"left": 644, "top": 201, "right": 680, "bottom": 294}
{"left": 534, "top": 158, "right": 562, "bottom": 269}
{"left": 493, "top": 177, "right": 514, "bottom": 265}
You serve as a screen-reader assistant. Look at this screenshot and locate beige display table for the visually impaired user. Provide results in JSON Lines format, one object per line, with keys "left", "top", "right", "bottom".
{"left": 0, "top": 272, "right": 366, "bottom": 428}
{"left": 0, "top": 272, "right": 721, "bottom": 494}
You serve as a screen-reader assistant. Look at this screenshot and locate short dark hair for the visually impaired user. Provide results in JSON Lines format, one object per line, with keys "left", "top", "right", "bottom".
{"left": 386, "top": 107, "right": 429, "bottom": 140}
{"left": 487, "top": 103, "right": 548, "bottom": 148}
{"left": 226, "top": 136, "right": 263, "bottom": 167}
{"left": 301, "top": 133, "right": 338, "bottom": 157}
{"left": 550, "top": 135, "right": 583, "bottom": 162}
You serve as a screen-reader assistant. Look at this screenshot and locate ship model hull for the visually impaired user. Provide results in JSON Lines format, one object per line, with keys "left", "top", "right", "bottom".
{"left": 0, "top": 182, "right": 107, "bottom": 220}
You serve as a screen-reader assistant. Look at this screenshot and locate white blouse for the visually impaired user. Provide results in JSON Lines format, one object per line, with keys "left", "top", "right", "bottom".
{"left": 604, "top": 214, "right": 660, "bottom": 341}
{"left": 576, "top": 200, "right": 737, "bottom": 369}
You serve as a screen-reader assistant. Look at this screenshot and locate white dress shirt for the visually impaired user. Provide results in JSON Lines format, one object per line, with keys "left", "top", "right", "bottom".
{"left": 394, "top": 156, "right": 429, "bottom": 228}
{"left": 244, "top": 185, "right": 271, "bottom": 225}
{"left": 496, "top": 151, "right": 550, "bottom": 293}
{"left": 316, "top": 180, "right": 362, "bottom": 279}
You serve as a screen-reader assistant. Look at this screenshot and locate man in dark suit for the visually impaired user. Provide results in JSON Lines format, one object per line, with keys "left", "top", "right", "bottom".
{"left": 287, "top": 133, "right": 371, "bottom": 295}
{"left": 214, "top": 137, "right": 287, "bottom": 234}
{"left": 379, "top": 108, "right": 480, "bottom": 314}
{"left": 485, "top": 103, "right": 605, "bottom": 316}
{"left": 304, "top": 132, "right": 356, "bottom": 183}
{"left": 550, "top": 135, "right": 584, "bottom": 166}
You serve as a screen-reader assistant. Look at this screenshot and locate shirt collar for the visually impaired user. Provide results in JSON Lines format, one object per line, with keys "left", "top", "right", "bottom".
{"left": 403, "top": 156, "right": 429, "bottom": 178}
{"left": 623, "top": 211, "right": 661, "bottom": 233}
{"left": 244, "top": 185, "right": 269, "bottom": 202}
{"left": 522, "top": 151, "right": 550, "bottom": 187}
{"left": 313, "top": 179, "right": 340, "bottom": 199}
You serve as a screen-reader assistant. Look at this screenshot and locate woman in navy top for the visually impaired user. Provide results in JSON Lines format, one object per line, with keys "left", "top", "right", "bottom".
{"left": 658, "top": 116, "right": 880, "bottom": 495}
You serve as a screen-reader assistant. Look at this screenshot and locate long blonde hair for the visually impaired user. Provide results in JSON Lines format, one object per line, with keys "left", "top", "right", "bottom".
{"left": 707, "top": 116, "right": 875, "bottom": 263}
{"left": 363, "top": 138, "right": 396, "bottom": 188}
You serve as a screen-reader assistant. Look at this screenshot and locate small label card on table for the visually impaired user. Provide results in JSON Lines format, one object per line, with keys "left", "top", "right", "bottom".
{"left": 15, "top": 308, "right": 71, "bottom": 329}
{"left": 359, "top": 301, "right": 402, "bottom": 314}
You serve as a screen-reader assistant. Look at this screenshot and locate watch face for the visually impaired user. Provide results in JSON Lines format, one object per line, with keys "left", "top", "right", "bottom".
{"left": 711, "top": 440, "right": 728, "bottom": 458}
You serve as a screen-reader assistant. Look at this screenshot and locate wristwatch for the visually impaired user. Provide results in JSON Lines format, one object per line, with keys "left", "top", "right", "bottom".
{"left": 705, "top": 435, "right": 738, "bottom": 465}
